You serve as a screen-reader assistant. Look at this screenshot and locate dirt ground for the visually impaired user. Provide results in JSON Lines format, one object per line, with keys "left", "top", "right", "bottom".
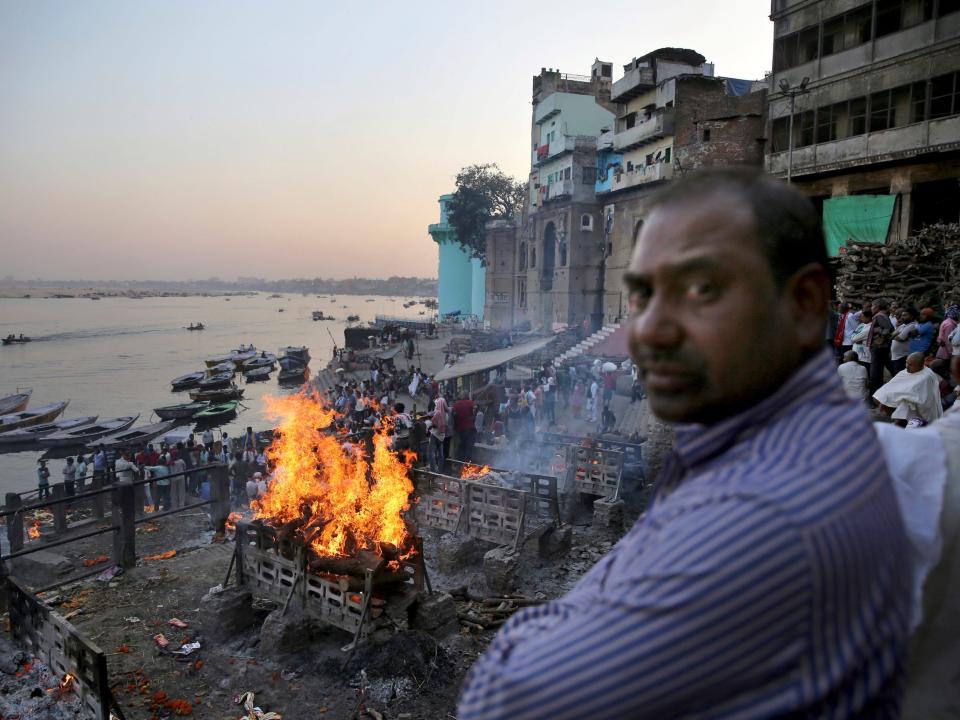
{"left": 4, "top": 500, "right": 624, "bottom": 720}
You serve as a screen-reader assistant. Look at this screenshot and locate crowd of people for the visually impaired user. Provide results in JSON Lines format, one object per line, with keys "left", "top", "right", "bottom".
{"left": 832, "top": 299, "right": 960, "bottom": 425}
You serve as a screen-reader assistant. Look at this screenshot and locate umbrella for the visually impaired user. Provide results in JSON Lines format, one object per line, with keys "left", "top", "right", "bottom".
{"left": 601, "top": 361, "right": 618, "bottom": 373}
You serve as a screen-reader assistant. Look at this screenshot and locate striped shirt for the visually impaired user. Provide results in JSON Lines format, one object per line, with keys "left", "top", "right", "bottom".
{"left": 458, "top": 350, "right": 912, "bottom": 719}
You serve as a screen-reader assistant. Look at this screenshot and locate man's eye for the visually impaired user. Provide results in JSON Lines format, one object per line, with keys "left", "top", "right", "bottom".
{"left": 627, "top": 288, "right": 650, "bottom": 312}
{"left": 684, "top": 281, "right": 716, "bottom": 300}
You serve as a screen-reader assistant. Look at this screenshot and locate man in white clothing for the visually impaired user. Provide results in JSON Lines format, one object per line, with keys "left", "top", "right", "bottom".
{"left": 114, "top": 449, "right": 139, "bottom": 483}
{"left": 837, "top": 351, "right": 868, "bottom": 401}
{"left": 874, "top": 352, "right": 943, "bottom": 426}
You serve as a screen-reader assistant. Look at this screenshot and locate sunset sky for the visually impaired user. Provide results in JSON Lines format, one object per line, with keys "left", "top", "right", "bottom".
{"left": 0, "top": 1, "right": 773, "bottom": 281}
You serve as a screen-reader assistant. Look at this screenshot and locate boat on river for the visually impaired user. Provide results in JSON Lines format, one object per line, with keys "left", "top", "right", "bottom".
{"left": 0, "top": 415, "right": 98, "bottom": 445}
{"left": 193, "top": 401, "right": 239, "bottom": 424}
{"left": 0, "top": 389, "right": 32, "bottom": 416}
{"left": 90, "top": 420, "right": 175, "bottom": 450}
{"left": 39, "top": 415, "right": 138, "bottom": 448}
{"left": 185, "top": 323, "right": 205, "bottom": 331}
{"left": 153, "top": 401, "right": 208, "bottom": 421}
{"left": 243, "top": 366, "right": 272, "bottom": 382}
{"left": 278, "top": 366, "right": 309, "bottom": 385}
{"left": 171, "top": 371, "right": 206, "bottom": 391}
{"left": 189, "top": 384, "right": 244, "bottom": 402}
{"left": 241, "top": 354, "right": 275, "bottom": 370}
{"left": 312, "top": 311, "right": 335, "bottom": 321}
{"left": 2, "top": 334, "right": 32, "bottom": 345}
{"left": 0, "top": 401, "right": 69, "bottom": 433}
{"left": 206, "top": 361, "right": 236, "bottom": 375}
{"left": 205, "top": 347, "right": 258, "bottom": 368}
{"left": 198, "top": 372, "right": 233, "bottom": 390}
{"left": 278, "top": 346, "right": 310, "bottom": 368}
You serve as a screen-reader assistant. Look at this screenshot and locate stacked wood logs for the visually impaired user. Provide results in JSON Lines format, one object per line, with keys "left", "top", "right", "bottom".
{"left": 836, "top": 223, "right": 960, "bottom": 309}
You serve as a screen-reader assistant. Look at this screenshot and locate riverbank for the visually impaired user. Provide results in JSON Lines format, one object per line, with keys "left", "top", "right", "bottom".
{"left": 0, "top": 285, "right": 255, "bottom": 299}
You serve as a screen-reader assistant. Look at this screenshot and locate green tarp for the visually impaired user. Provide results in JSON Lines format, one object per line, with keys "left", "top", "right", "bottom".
{"left": 823, "top": 195, "right": 897, "bottom": 258}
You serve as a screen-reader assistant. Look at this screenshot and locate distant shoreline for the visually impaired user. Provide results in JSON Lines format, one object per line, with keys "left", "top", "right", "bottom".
{"left": 0, "top": 286, "right": 256, "bottom": 299}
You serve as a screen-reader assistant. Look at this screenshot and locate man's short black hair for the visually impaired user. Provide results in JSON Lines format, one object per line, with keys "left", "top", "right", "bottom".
{"left": 650, "top": 166, "right": 827, "bottom": 288}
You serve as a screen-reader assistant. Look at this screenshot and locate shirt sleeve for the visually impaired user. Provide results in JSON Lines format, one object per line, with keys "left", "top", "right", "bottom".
{"left": 458, "top": 496, "right": 812, "bottom": 720}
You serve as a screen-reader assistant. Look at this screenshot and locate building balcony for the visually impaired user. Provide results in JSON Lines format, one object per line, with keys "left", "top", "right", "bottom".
{"left": 614, "top": 111, "right": 675, "bottom": 152}
{"left": 602, "top": 163, "right": 674, "bottom": 193}
{"left": 532, "top": 135, "right": 578, "bottom": 166}
{"left": 611, "top": 66, "right": 656, "bottom": 102}
{"left": 547, "top": 179, "right": 574, "bottom": 201}
{"left": 766, "top": 116, "right": 960, "bottom": 177}
{"left": 534, "top": 94, "right": 563, "bottom": 125}
{"left": 597, "top": 129, "right": 615, "bottom": 151}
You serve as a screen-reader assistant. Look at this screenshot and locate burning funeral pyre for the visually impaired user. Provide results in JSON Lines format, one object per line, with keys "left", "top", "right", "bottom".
{"left": 234, "top": 391, "right": 426, "bottom": 639}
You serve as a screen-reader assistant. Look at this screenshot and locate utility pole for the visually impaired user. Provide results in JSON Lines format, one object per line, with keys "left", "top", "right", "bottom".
{"left": 778, "top": 77, "right": 810, "bottom": 184}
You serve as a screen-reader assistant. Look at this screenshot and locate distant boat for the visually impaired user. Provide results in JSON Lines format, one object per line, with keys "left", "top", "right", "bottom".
{"left": 346, "top": 315, "right": 360, "bottom": 322}
{"left": 198, "top": 372, "right": 233, "bottom": 390}
{"left": 206, "top": 361, "right": 236, "bottom": 376}
{"left": 278, "top": 308, "right": 285, "bottom": 313}
{"left": 0, "top": 415, "right": 98, "bottom": 446}
{"left": 0, "top": 401, "right": 69, "bottom": 433}
{"left": 193, "top": 400, "right": 239, "bottom": 424}
{"left": 2, "top": 334, "right": 32, "bottom": 345}
{"left": 185, "top": 323, "right": 205, "bottom": 331}
{"left": 312, "top": 311, "right": 335, "bottom": 321}
{"left": 39, "top": 414, "right": 137, "bottom": 448}
{"left": 171, "top": 371, "right": 206, "bottom": 391}
{"left": 90, "top": 420, "right": 175, "bottom": 450}
{"left": 244, "top": 366, "right": 272, "bottom": 382}
{"left": 366, "top": 299, "right": 375, "bottom": 302}
{"left": 189, "top": 384, "right": 244, "bottom": 402}
{"left": 153, "top": 401, "right": 208, "bottom": 421}
{"left": 0, "top": 389, "right": 33, "bottom": 416}
{"left": 205, "top": 349, "right": 257, "bottom": 368}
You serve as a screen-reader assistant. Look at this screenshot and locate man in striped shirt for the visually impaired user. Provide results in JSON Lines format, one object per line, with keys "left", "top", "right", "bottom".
{"left": 458, "top": 168, "right": 912, "bottom": 719}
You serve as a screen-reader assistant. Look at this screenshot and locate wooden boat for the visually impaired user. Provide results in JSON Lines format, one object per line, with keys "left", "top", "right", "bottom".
{"left": 198, "top": 372, "right": 233, "bottom": 390}
{"left": 206, "top": 361, "right": 236, "bottom": 375}
{"left": 39, "top": 415, "right": 138, "bottom": 447}
{"left": 2, "top": 334, "right": 32, "bottom": 345}
{"left": 241, "top": 355, "right": 275, "bottom": 370}
{"left": 189, "top": 385, "right": 244, "bottom": 402}
{"left": 312, "top": 311, "right": 336, "bottom": 321}
{"left": 193, "top": 401, "right": 239, "bottom": 423}
{"left": 153, "top": 401, "right": 208, "bottom": 421}
{"left": 278, "top": 346, "right": 310, "bottom": 366}
{"left": 0, "top": 401, "right": 69, "bottom": 433}
{"left": 278, "top": 366, "right": 309, "bottom": 384}
{"left": 90, "top": 420, "right": 175, "bottom": 450}
{"left": 185, "top": 323, "right": 205, "bottom": 331}
{"left": 205, "top": 349, "right": 257, "bottom": 368}
{"left": 0, "top": 389, "right": 32, "bottom": 415}
{"left": 171, "top": 371, "right": 206, "bottom": 390}
{"left": 244, "top": 366, "right": 272, "bottom": 382}
{"left": 346, "top": 315, "right": 360, "bottom": 322}
{"left": 0, "top": 415, "right": 98, "bottom": 445}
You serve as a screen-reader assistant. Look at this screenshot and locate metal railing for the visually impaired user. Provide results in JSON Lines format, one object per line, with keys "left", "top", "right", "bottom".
{"left": 1, "top": 463, "right": 232, "bottom": 567}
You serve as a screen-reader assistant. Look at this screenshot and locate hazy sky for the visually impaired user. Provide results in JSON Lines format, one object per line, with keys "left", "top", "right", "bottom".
{"left": 0, "top": 1, "right": 773, "bottom": 281}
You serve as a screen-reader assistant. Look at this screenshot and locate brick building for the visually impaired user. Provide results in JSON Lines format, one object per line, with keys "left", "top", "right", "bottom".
{"left": 766, "top": 0, "right": 960, "bottom": 255}
{"left": 597, "top": 49, "right": 767, "bottom": 322}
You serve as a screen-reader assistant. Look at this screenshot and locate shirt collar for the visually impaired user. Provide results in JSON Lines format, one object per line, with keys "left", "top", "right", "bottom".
{"left": 671, "top": 349, "right": 842, "bottom": 470}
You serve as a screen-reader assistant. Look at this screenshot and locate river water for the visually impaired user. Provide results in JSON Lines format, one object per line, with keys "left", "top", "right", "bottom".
{"left": 0, "top": 293, "right": 427, "bottom": 494}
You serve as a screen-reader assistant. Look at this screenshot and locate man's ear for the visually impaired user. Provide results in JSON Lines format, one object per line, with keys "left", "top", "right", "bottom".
{"left": 785, "top": 262, "right": 832, "bottom": 352}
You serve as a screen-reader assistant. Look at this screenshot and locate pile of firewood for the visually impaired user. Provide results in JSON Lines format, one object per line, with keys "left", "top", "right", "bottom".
{"left": 836, "top": 223, "right": 960, "bottom": 309}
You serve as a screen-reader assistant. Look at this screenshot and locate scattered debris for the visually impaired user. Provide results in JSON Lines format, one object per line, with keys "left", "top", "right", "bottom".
{"left": 236, "top": 691, "right": 282, "bottom": 720}
{"left": 144, "top": 550, "right": 177, "bottom": 561}
{"left": 168, "top": 618, "right": 189, "bottom": 629}
{"left": 82, "top": 554, "right": 110, "bottom": 567}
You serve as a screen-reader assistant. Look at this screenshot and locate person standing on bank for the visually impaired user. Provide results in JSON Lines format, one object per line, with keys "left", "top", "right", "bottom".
{"left": 36, "top": 460, "right": 50, "bottom": 500}
{"left": 458, "top": 168, "right": 911, "bottom": 719}
{"left": 869, "top": 298, "right": 895, "bottom": 393}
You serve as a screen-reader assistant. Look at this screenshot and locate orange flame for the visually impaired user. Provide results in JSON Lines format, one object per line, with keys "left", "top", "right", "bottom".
{"left": 27, "top": 521, "right": 41, "bottom": 540}
{"left": 459, "top": 464, "right": 491, "bottom": 480}
{"left": 60, "top": 673, "right": 76, "bottom": 692}
{"left": 253, "top": 390, "right": 414, "bottom": 557}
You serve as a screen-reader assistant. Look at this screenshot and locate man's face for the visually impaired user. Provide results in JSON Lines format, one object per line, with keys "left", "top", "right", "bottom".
{"left": 625, "top": 199, "right": 802, "bottom": 425}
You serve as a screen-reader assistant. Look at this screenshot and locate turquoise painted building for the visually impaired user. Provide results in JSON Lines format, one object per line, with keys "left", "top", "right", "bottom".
{"left": 428, "top": 194, "right": 485, "bottom": 320}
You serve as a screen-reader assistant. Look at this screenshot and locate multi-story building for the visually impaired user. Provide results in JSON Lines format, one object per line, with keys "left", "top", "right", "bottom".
{"left": 597, "top": 49, "right": 768, "bottom": 322}
{"left": 428, "top": 194, "right": 485, "bottom": 320}
{"left": 512, "top": 60, "right": 617, "bottom": 331}
{"left": 766, "top": 0, "right": 960, "bottom": 254}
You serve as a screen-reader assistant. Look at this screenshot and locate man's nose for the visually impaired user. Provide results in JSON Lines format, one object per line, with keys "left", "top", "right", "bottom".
{"left": 627, "top": 294, "right": 682, "bottom": 354}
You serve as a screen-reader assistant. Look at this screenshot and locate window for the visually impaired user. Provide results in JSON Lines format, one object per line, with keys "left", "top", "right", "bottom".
{"left": 849, "top": 97, "right": 867, "bottom": 136}
{"left": 930, "top": 71, "right": 959, "bottom": 119}
{"left": 582, "top": 166, "right": 594, "bottom": 184}
{"left": 816, "top": 103, "right": 840, "bottom": 143}
{"left": 702, "top": 127, "right": 711, "bottom": 142}
{"left": 663, "top": 147, "right": 672, "bottom": 163}
{"left": 563, "top": 166, "right": 571, "bottom": 180}
{"left": 796, "top": 110, "right": 815, "bottom": 147}
{"left": 773, "top": 33, "right": 800, "bottom": 72}
{"left": 870, "top": 89, "right": 894, "bottom": 131}
{"left": 822, "top": 16, "right": 845, "bottom": 56}
{"left": 771, "top": 116, "right": 790, "bottom": 152}
{"left": 517, "top": 278, "right": 527, "bottom": 308}
{"left": 911, "top": 81, "right": 928, "bottom": 123}
{"left": 519, "top": 242, "right": 527, "bottom": 271}
{"left": 626, "top": 160, "right": 634, "bottom": 171}
{"left": 939, "top": 0, "right": 960, "bottom": 15}
{"left": 848, "top": 5, "right": 873, "bottom": 45}
{"left": 559, "top": 241, "right": 567, "bottom": 267}
{"left": 530, "top": 247, "right": 536, "bottom": 269}
{"left": 581, "top": 214, "right": 593, "bottom": 231}
{"left": 798, "top": 26, "right": 819, "bottom": 63}
{"left": 624, "top": 112, "right": 637, "bottom": 129}
{"left": 876, "top": 0, "right": 904, "bottom": 36}
{"left": 645, "top": 153, "right": 654, "bottom": 166}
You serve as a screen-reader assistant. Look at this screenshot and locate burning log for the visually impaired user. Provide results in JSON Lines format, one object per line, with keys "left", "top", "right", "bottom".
{"left": 308, "top": 549, "right": 385, "bottom": 577}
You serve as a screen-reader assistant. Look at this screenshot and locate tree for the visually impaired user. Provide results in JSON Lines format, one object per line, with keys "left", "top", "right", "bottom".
{"left": 446, "top": 164, "right": 525, "bottom": 262}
